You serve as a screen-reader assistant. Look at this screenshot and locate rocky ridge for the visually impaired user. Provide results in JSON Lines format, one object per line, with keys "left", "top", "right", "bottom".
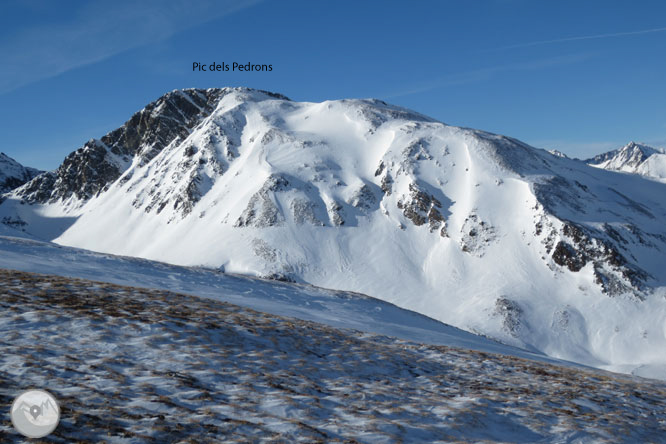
{"left": 585, "top": 141, "right": 666, "bottom": 181}
{"left": 0, "top": 152, "right": 41, "bottom": 195}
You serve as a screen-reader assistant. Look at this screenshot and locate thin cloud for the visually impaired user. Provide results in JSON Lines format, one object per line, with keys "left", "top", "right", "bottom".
{"left": 382, "top": 53, "right": 592, "bottom": 99}
{"left": 0, "top": 0, "right": 261, "bottom": 95}
{"left": 499, "top": 26, "right": 666, "bottom": 50}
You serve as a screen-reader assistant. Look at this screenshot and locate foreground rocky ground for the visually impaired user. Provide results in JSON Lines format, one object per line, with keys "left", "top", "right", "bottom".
{"left": 1, "top": 268, "right": 665, "bottom": 443}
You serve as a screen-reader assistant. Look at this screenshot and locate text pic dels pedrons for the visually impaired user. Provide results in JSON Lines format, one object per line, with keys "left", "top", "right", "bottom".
{"left": 193, "top": 62, "right": 272, "bottom": 72}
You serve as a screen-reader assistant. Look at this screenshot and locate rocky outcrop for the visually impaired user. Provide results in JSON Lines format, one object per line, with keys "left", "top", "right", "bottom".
{"left": 460, "top": 213, "right": 496, "bottom": 255}
{"left": 0, "top": 153, "right": 42, "bottom": 194}
{"left": 551, "top": 222, "right": 648, "bottom": 297}
{"left": 235, "top": 175, "right": 290, "bottom": 228}
{"left": 494, "top": 297, "right": 524, "bottom": 337}
{"left": 397, "top": 183, "right": 447, "bottom": 236}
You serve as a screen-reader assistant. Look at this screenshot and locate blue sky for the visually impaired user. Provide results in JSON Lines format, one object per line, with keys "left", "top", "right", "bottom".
{"left": 2, "top": 0, "right": 666, "bottom": 170}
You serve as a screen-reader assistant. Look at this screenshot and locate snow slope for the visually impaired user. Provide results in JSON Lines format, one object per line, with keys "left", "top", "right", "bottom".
{"left": 586, "top": 141, "right": 666, "bottom": 182}
{"left": 2, "top": 267, "right": 664, "bottom": 443}
{"left": 0, "top": 152, "right": 41, "bottom": 194}
{"left": 0, "top": 235, "right": 563, "bottom": 365}
{"left": 2, "top": 88, "right": 666, "bottom": 378}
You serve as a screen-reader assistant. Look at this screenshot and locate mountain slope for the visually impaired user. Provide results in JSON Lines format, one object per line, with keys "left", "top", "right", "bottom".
{"left": 0, "top": 234, "right": 541, "bottom": 361}
{"left": 0, "top": 153, "right": 42, "bottom": 194}
{"left": 2, "top": 87, "right": 666, "bottom": 377}
{"left": 586, "top": 141, "right": 666, "bottom": 181}
{"left": 2, "top": 267, "right": 665, "bottom": 443}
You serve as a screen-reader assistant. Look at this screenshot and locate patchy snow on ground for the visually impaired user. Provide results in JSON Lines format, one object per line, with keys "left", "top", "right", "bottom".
{"left": 1, "top": 269, "right": 665, "bottom": 443}
{"left": 0, "top": 235, "right": 564, "bottom": 365}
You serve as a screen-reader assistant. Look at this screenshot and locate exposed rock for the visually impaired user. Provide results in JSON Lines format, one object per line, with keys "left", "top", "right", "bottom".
{"left": 252, "top": 238, "right": 277, "bottom": 262}
{"left": 262, "top": 272, "right": 297, "bottom": 283}
{"left": 551, "top": 222, "right": 649, "bottom": 297}
{"left": 15, "top": 89, "right": 230, "bottom": 204}
{"left": 380, "top": 174, "right": 393, "bottom": 195}
{"left": 403, "top": 139, "right": 433, "bottom": 162}
{"left": 374, "top": 161, "right": 385, "bottom": 177}
{"left": 0, "top": 152, "right": 43, "bottom": 195}
{"left": 1, "top": 216, "right": 26, "bottom": 228}
{"left": 15, "top": 171, "right": 57, "bottom": 203}
{"left": 291, "top": 198, "right": 323, "bottom": 226}
{"left": 585, "top": 141, "right": 662, "bottom": 170}
{"left": 327, "top": 201, "right": 345, "bottom": 226}
{"left": 494, "top": 297, "right": 523, "bottom": 337}
{"left": 397, "top": 183, "right": 446, "bottom": 234}
{"left": 235, "top": 175, "right": 290, "bottom": 228}
{"left": 460, "top": 213, "right": 496, "bottom": 255}
{"left": 552, "top": 241, "right": 586, "bottom": 272}
{"left": 349, "top": 184, "right": 377, "bottom": 210}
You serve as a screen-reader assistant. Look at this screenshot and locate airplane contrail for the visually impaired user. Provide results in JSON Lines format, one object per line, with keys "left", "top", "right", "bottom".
{"left": 500, "top": 26, "right": 666, "bottom": 50}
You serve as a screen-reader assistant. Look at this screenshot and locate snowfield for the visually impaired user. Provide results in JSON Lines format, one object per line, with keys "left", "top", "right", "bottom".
{"left": 2, "top": 267, "right": 665, "bottom": 443}
{"left": 2, "top": 87, "right": 666, "bottom": 380}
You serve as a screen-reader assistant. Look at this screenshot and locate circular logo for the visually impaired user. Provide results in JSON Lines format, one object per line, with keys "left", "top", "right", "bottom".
{"left": 10, "top": 389, "right": 60, "bottom": 438}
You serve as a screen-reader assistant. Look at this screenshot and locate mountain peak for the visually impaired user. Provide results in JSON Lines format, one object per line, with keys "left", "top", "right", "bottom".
{"left": 0, "top": 152, "right": 42, "bottom": 194}
{"left": 15, "top": 88, "right": 230, "bottom": 205}
{"left": 586, "top": 141, "right": 666, "bottom": 180}
{"left": 621, "top": 141, "right": 660, "bottom": 156}
{"left": 162, "top": 87, "right": 290, "bottom": 105}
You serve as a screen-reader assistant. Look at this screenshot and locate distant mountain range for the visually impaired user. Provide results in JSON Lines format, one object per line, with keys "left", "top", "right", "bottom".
{"left": 1, "top": 87, "right": 665, "bottom": 378}
{"left": 585, "top": 141, "right": 666, "bottom": 181}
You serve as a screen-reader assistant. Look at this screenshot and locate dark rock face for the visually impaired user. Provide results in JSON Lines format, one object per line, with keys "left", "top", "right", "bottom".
{"left": 15, "top": 89, "right": 230, "bottom": 204}
{"left": 552, "top": 241, "right": 586, "bottom": 272}
{"left": 1, "top": 215, "right": 27, "bottom": 228}
{"left": 12, "top": 171, "right": 56, "bottom": 202}
{"left": 1, "top": 176, "right": 27, "bottom": 192}
{"left": 0, "top": 153, "right": 43, "bottom": 194}
{"left": 398, "top": 183, "right": 446, "bottom": 235}
{"left": 550, "top": 222, "right": 648, "bottom": 297}
{"left": 40, "top": 139, "right": 123, "bottom": 203}
{"left": 262, "top": 272, "right": 297, "bottom": 283}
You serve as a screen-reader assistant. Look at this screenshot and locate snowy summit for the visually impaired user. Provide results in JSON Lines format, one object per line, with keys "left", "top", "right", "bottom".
{"left": 586, "top": 141, "right": 666, "bottom": 182}
{"left": 2, "top": 87, "right": 666, "bottom": 379}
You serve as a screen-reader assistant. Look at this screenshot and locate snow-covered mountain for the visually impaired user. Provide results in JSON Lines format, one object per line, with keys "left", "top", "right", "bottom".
{"left": 0, "top": 152, "right": 41, "bottom": 194}
{"left": 2, "top": 87, "right": 666, "bottom": 378}
{"left": 586, "top": 141, "right": 666, "bottom": 181}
